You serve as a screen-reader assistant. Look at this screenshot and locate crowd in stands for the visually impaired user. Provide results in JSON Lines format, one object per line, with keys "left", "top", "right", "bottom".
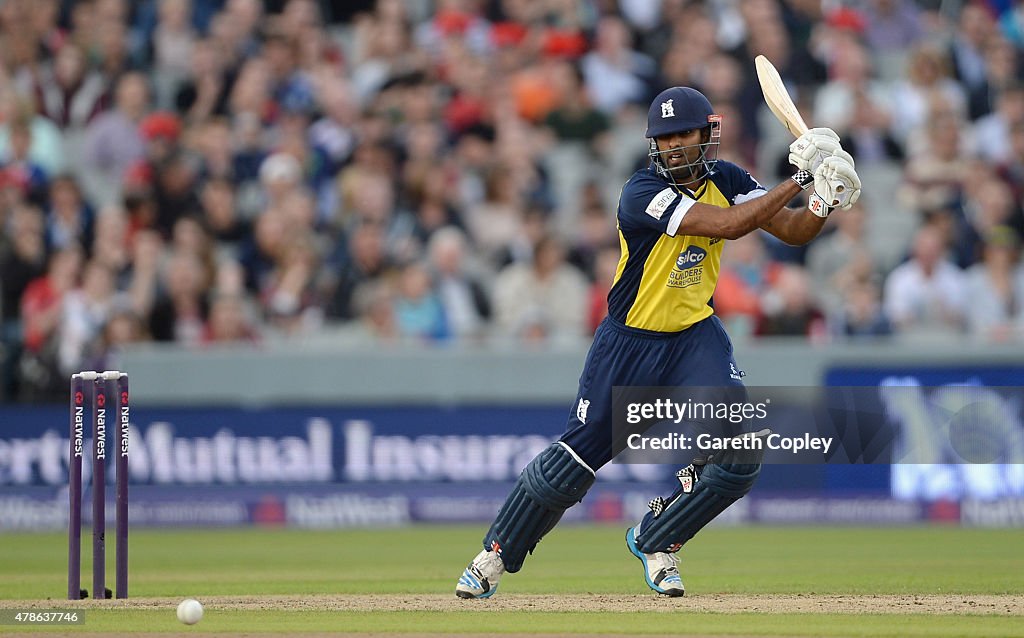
{"left": 1, "top": 0, "right": 1024, "bottom": 401}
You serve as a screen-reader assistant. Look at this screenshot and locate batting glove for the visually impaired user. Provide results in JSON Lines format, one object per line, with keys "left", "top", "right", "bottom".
{"left": 812, "top": 155, "right": 861, "bottom": 213}
{"left": 789, "top": 127, "right": 854, "bottom": 174}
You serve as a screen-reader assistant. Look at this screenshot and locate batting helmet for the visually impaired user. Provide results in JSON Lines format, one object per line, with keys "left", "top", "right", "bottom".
{"left": 646, "top": 87, "right": 722, "bottom": 187}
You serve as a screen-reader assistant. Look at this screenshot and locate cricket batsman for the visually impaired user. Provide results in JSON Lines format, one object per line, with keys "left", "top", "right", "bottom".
{"left": 455, "top": 87, "right": 861, "bottom": 598}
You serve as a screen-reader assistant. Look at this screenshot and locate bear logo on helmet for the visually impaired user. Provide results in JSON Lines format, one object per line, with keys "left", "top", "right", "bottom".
{"left": 661, "top": 99, "right": 675, "bottom": 119}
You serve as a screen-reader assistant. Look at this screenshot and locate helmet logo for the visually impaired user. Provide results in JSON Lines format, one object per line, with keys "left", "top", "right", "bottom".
{"left": 660, "top": 99, "right": 675, "bottom": 118}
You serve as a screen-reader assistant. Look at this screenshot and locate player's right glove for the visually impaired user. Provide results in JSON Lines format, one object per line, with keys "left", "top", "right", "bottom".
{"left": 789, "top": 127, "right": 854, "bottom": 174}
{"left": 812, "top": 155, "right": 861, "bottom": 213}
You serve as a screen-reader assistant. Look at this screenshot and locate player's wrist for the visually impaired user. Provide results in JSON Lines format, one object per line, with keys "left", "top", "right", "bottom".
{"left": 807, "top": 191, "right": 833, "bottom": 218}
{"left": 790, "top": 169, "right": 813, "bottom": 190}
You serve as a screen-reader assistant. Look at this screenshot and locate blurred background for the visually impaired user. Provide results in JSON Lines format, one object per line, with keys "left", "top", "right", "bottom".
{"left": 1, "top": 0, "right": 1023, "bottom": 531}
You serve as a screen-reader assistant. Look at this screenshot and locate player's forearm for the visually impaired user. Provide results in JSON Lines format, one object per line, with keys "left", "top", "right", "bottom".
{"left": 759, "top": 207, "right": 828, "bottom": 246}
{"left": 678, "top": 180, "right": 802, "bottom": 240}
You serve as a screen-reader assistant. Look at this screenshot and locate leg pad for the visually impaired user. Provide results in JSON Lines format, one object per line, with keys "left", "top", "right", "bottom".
{"left": 635, "top": 431, "right": 766, "bottom": 554}
{"left": 484, "top": 443, "right": 595, "bottom": 572}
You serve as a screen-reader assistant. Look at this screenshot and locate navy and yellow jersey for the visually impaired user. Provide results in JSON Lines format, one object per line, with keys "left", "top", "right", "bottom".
{"left": 607, "top": 161, "right": 766, "bottom": 333}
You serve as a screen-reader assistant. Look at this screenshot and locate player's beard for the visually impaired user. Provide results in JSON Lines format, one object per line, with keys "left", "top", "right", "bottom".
{"left": 667, "top": 153, "right": 706, "bottom": 189}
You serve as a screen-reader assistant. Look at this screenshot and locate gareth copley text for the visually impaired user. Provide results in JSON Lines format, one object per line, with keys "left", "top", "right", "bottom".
{"left": 626, "top": 432, "right": 834, "bottom": 455}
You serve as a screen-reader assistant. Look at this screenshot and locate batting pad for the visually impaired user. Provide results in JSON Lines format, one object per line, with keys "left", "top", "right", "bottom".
{"left": 634, "top": 430, "right": 768, "bottom": 554}
{"left": 483, "top": 442, "right": 596, "bottom": 572}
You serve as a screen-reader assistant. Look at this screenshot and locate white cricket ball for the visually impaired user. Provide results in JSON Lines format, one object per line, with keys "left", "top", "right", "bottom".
{"left": 176, "top": 599, "right": 204, "bottom": 625}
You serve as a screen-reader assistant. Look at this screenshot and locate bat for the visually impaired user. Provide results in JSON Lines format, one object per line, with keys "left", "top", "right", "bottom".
{"left": 755, "top": 54, "right": 844, "bottom": 198}
{"left": 754, "top": 54, "right": 808, "bottom": 137}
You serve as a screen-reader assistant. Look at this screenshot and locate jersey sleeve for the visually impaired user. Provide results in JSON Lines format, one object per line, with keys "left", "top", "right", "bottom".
{"left": 716, "top": 161, "right": 768, "bottom": 205}
{"left": 617, "top": 173, "right": 696, "bottom": 237}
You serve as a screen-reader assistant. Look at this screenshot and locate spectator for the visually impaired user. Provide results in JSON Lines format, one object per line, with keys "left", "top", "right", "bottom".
{"left": 32, "top": 43, "right": 108, "bottom": 132}
{"left": 1000, "top": 120, "right": 1024, "bottom": 200}
{"left": 949, "top": 3, "right": 995, "bottom": 98}
{"left": 261, "top": 229, "right": 324, "bottom": 335}
{"left": 1001, "top": 1, "right": 1024, "bottom": 47}
{"left": 84, "top": 304, "right": 148, "bottom": 373}
{"left": 0, "top": 94, "right": 65, "bottom": 177}
{"left": 1, "top": 116, "right": 50, "bottom": 203}
{"left": 80, "top": 73, "right": 150, "bottom": 207}
{"left": 427, "top": 227, "right": 490, "bottom": 339}
{"left": 309, "top": 78, "right": 357, "bottom": 175}
{"left": 836, "top": 87, "right": 904, "bottom": 165}
{"left": 325, "top": 222, "right": 392, "bottom": 320}
{"left": 348, "top": 282, "right": 400, "bottom": 344}
{"left": 756, "top": 265, "right": 826, "bottom": 338}
{"left": 493, "top": 236, "right": 587, "bottom": 341}
{"left": 255, "top": 144, "right": 307, "bottom": 216}
{"left": 587, "top": 245, "right": 620, "bottom": 335}
{"left": 352, "top": 8, "right": 416, "bottom": 103}
{"left": 125, "top": 229, "right": 163, "bottom": 325}
{"left": 806, "top": 204, "right": 871, "bottom": 317}
{"left": 836, "top": 281, "right": 892, "bottom": 338}
{"left": 31, "top": 0, "right": 68, "bottom": 59}
{"left": 863, "top": 0, "right": 923, "bottom": 56}
{"left": 900, "top": 98, "right": 972, "bottom": 213}
{"left": 543, "top": 63, "right": 612, "bottom": 151}
{"left": 149, "top": 0, "right": 198, "bottom": 109}
{"left": 968, "top": 36, "right": 1020, "bottom": 120}
{"left": 199, "top": 177, "right": 248, "bottom": 252}
{"left": 566, "top": 194, "right": 617, "bottom": 279}
{"left": 194, "top": 117, "right": 236, "bottom": 182}
{"left": 464, "top": 166, "right": 526, "bottom": 267}
{"left": 18, "top": 246, "right": 82, "bottom": 400}
{"left": 888, "top": 42, "right": 967, "bottom": 144}
{"left": 148, "top": 250, "right": 209, "bottom": 345}
{"left": 961, "top": 176, "right": 1022, "bottom": 261}
{"left": 973, "top": 84, "right": 1024, "bottom": 164}
{"left": 884, "top": 225, "right": 968, "bottom": 334}
{"left": 715, "top": 233, "right": 775, "bottom": 337}
{"left": 0, "top": 205, "right": 48, "bottom": 398}
{"left": 204, "top": 292, "right": 259, "bottom": 343}
{"left": 90, "top": 205, "right": 132, "bottom": 276}
{"left": 57, "top": 261, "right": 117, "bottom": 375}
{"left": 92, "top": 12, "right": 134, "bottom": 82}
{"left": 580, "top": 16, "right": 656, "bottom": 115}
{"left": 964, "top": 226, "right": 1024, "bottom": 340}
{"left": 393, "top": 260, "right": 447, "bottom": 341}
{"left": 174, "top": 38, "right": 234, "bottom": 121}
{"left": 21, "top": 246, "right": 82, "bottom": 359}
{"left": 44, "top": 175, "right": 94, "bottom": 251}
{"left": 813, "top": 40, "right": 889, "bottom": 135}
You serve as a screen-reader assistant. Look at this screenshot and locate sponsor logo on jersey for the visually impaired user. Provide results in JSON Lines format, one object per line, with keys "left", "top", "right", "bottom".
{"left": 645, "top": 187, "right": 677, "bottom": 220}
{"left": 674, "top": 245, "right": 706, "bottom": 270}
{"left": 668, "top": 245, "right": 706, "bottom": 288}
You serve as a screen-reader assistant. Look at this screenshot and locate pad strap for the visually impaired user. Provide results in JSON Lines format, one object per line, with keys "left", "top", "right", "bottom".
{"left": 634, "top": 430, "right": 768, "bottom": 554}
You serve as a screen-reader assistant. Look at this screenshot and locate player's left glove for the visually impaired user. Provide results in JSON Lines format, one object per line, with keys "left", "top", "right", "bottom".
{"left": 789, "top": 127, "right": 854, "bottom": 174}
{"left": 811, "top": 155, "right": 861, "bottom": 215}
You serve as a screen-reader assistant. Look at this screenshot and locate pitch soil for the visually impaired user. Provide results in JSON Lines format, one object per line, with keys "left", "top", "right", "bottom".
{"left": 2, "top": 593, "right": 1022, "bottom": 615}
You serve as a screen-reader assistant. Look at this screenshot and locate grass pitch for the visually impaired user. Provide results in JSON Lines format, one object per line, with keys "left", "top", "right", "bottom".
{"left": 0, "top": 525, "right": 1021, "bottom": 636}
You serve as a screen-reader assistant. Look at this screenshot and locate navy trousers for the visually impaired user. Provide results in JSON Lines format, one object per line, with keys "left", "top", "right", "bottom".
{"left": 560, "top": 315, "right": 745, "bottom": 470}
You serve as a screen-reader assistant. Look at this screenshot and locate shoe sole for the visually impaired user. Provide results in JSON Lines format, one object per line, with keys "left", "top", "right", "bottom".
{"left": 456, "top": 569, "right": 499, "bottom": 599}
{"left": 625, "top": 527, "right": 684, "bottom": 597}
{"left": 455, "top": 585, "right": 497, "bottom": 599}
